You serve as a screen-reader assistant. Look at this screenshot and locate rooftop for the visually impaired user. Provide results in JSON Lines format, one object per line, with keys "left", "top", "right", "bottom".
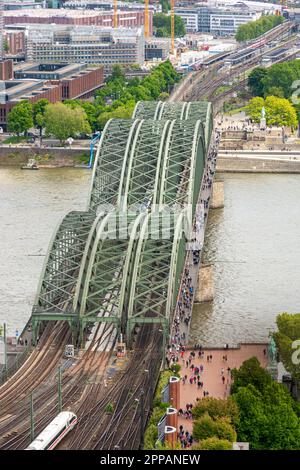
{"left": 3, "top": 8, "right": 141, "bottom": 17}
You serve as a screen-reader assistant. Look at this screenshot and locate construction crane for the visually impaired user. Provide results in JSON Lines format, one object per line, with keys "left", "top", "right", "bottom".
{"left": 114, "top": 0, "right": 118, "bottom": 28}
{"left": 145, "top": 0, "right": 149, "bottom": 39}
{"left": 170, "top": 0, "right": 175, "bottom": 55}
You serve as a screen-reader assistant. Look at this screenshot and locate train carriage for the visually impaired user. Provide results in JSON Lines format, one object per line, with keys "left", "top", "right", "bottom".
{"left": 25, "top": 411, "right": 77, "bottom": 450}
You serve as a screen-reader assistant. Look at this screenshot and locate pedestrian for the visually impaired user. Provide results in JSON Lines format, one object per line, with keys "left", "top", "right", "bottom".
{"left": 222, "top": 376, "right": 225, "bottom": 385}
{"left": 209, "top": 354, "right": 212, "bottom": 362}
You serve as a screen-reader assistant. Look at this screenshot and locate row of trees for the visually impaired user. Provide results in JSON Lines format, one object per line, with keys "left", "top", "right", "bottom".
{"left": 236, "top": 14, "right": 283, "bottom": 42}
{"left": 153, "top": 13, "right": 186, "bottom": 38}
{"left": 7, "top": 100, "right": 91, "bottom": 144}
{"left": 245, "top": 96, "right": 298, "bottom": 128}
{"left": 191, "top": 357, "right": 300, "bottom": 450}
{"left": 7, "top": 61, "right": 180, "bottom": 141}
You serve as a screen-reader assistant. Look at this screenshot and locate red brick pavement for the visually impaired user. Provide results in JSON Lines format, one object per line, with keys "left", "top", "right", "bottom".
{"left": 177, "top": 344, "right": 268, "bottom": 432}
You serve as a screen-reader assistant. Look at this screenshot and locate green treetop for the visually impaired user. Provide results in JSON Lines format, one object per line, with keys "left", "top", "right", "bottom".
{"left": 7, "top": 101, "right": 33, "bottom": 135}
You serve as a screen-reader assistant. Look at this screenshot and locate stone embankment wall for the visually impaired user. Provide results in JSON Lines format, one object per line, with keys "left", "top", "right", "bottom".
{"left": 0, "top": 147, "right": 89, "bottom": 167}
{"left": 217, "top": 156, "right": 300, "bottom": 173}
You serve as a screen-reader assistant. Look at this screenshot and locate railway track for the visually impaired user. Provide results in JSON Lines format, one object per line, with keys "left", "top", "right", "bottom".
{"left": 0, "top": 321, "right": 116, "bottom": 450}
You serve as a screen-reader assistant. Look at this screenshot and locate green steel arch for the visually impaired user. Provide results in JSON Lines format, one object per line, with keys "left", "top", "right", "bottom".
{"left": 185, "top": 101, "right": 213, "bottom": 147}
{"left": 132, "top": 100, "right": 213, "bottom": 150}
{"left": 76, "top": 211, "right": 147, "bottom": 339}
{"left": 31, "top": 210, "right": 97, "bottom": 342}
{"left": 157, "top": 101, "right": 187, "bottom": 120}
{"left": 132, "top": 101, "right": 162, "bottom": 120}
{"left": 89, "top": 119, "right": 139, "bottom": 211}
{"left": 126, "top": 211, "right": 186, "bottom": 342}
{"left": 156, "top": 119, "right": 206, "bottom": 214}
{"left": 29, "top": 100, "right": 214, "bottom": 347}
{"left": 118, "top": 119, "right": 170, "bottom": 210}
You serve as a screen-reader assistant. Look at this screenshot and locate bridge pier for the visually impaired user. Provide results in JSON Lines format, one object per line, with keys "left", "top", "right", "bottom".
{"left": 210, "top": 180, "right": 224, "bottom": 209}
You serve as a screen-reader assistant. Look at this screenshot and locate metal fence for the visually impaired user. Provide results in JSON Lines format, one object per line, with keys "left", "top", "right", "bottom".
{"left": 0, "top": 345, "right": 32, "bottom": 386}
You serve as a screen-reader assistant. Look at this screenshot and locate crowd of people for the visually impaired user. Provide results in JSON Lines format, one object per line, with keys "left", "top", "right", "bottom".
{"left": 168, "top": 129, "right": 221, "bottom": 355}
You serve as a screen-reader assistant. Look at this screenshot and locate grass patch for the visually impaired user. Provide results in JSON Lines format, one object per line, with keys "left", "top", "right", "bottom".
{"left": 3, "top": 136, "right": 27, "bottom": 144}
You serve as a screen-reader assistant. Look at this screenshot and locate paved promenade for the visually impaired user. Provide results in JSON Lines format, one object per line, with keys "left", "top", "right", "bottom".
{"left": 176, "top": 344, "right": 268, "bottom": 433}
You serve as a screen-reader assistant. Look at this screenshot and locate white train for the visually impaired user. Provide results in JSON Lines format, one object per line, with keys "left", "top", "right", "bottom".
{"left": 25, "top": 411, "right": 77, "bottom": 450}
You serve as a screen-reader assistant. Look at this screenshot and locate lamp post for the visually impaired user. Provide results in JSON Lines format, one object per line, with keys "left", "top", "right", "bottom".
{"left": 58, "top": 365, "right": 62, "bottom": 413}
{"left": 139, "top": 388, "right": 145, "bottom": 450}
{"left": 3, "top": 322, "right": 7, "bottom": 372}
{"left": 159, "top": 328, "right": 166, "bottom": 370}
{"left": 30, "top": 392, "right": 35, "bottom": 442}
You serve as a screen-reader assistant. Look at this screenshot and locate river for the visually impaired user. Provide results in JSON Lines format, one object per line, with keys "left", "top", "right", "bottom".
{"left": 1, "top": 169, "right": 300, "bottom": 342}
{"left": 190, "top": 173, "right": 300, "bottom": 345}
{"left": 0, "top": 168, "right": 91, "bottom": 335}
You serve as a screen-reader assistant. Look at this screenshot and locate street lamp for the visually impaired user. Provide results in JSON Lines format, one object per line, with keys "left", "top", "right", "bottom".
{"left": 158, "top": 328, "right": 166, "bottom": 370}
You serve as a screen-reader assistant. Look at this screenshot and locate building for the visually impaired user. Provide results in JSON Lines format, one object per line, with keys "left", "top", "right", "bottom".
{"left": 3, "top": 7, "right": 153, "bottom": 34}
{"left": 174, "top": 1, "right": 281, "bottom": 35}
{"left": 0, "top": 62, "right": 104, "bottom": 128}
{"left": 4, "top": 1, "right": 42, "bottom": 9}
{"left": 0, "top": 1, "right": 4, "bottom": 60}
{"left": 62, "top": 0, "right": 160, "bottom": 14}
{"left": 24, "top": 25, "right": 145, "bottom": 72}
{"left": 4, "top": 27, "right": 25, "bottom": 56}
{"left": 0, "top": 58, "right": 13, "bottom": 79}
{"left": 175, "top": 4, "right": 261, "bottom": 35}
{"left": 145, "top": 38, "right": 170, "bottom": 61}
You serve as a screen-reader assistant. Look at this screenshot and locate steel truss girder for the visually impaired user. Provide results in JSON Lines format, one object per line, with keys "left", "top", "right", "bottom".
{"left": 127, "top": 212, "right": 186, "bottom": 336}
{"left": 119, "top": 119, "right": 170, "bottom": 210}
{"left": 88, "top": 119, "right": 137, "bottom": 211}
{"left": 156, "top": 119, "right": 206, "bottom": 215}
{"left": 132, "top": 101, "right": 162, "bottom": 120}
{"left": 78, "top": 211, "right": 147, "bottom": 331}
{"left": 33, "top": 210, "right": 97, "bottom": 318}
{"left": 132, "top": 100, "right": 213, "bottom": 149}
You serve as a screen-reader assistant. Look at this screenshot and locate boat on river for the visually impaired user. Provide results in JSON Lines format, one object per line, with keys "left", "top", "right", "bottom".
{"left": 21, "top": 159, "right": 39, "bottom": 170}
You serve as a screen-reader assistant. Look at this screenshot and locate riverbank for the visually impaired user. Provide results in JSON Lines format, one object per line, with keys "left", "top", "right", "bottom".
{"left": 217, "top": 154, "right": 300, "bottom": 173}
{"left": 0, "top": 146, "right": 89, "bottom": 167}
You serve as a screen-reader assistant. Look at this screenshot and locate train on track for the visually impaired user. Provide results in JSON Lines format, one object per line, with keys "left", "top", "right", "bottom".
{"left": 25, "top": 412, "right": 77, "bottom": 450}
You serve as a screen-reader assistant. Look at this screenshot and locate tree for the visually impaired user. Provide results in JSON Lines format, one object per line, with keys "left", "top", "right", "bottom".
{"left": 193, "top": 437, "right": 233, "bottom": 450}
{"left": 265, "top": 95, "right": 297, "bottom": 128}
{"left": 32, "top": 99, "right": 49, "bottom": 139}
{"left": 44, "top": 102, "right": 91, "bottom": 144}
{"left": 273, "top": 312, "right": 300, "bottom": 386}
{"left": 236, "top": 15, "right": 283, "bottom": 42}
{"left": 231, "top": 357, "right": 272, "bottom": 394}
{"left": 193, "top": 414, "right": 237, "bottom": 442}
{"left": 246, "top": 96, "right": 298, "bottom": 128}
{"left": 3, "top": 39, "right": 9, "bottom": 53}
{"left": 97, "top": 101, "right": 135, "bottom": 130}
{"left": 192, "top": 397, "right": 239, "bottom": 428}
{"left": 153, "top": 13, "right": 186, "bottom": 38}
{"left": 245, "top": 96, "right": 265, "bottom": 123}
{"left": 233, "top": 383, "right": 300, "bottom": 449}
{"left": 232, "top": 358, "right": 300, "bottom": 449}
{"left": 7, "top": 100, "right": 33, "bottom": 135}
{"left": 248, "top": 67, "right": 268, "bottom": 97}
{"left": 107, "top": 64, "right": 125, "bottom": 83}
{"left": 64, "top": 100, "right": 98, "bottom": 131}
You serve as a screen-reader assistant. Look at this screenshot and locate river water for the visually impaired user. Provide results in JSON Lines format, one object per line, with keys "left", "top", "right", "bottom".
{"left": 190, "top": 173, "right": 300, "bottom": 346}
{"left": 1, "top": 169, "right": 300, "bottom": 342}
{"left": 0, "top": 168, "right": 91, "bottom": 335}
